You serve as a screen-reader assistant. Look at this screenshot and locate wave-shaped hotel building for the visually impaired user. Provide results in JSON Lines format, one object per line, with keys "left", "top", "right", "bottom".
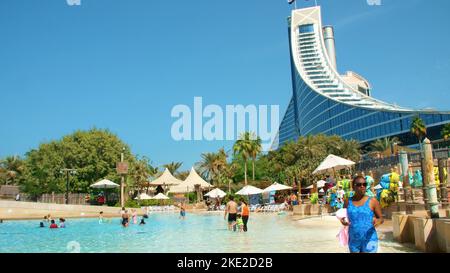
{"left": 273, "top": 6, "right": 450, "bottom": 150}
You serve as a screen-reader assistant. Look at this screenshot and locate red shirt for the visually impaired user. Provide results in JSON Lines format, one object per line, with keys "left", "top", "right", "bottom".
{"left": 50, "top": 224, "right": 58, "bottom": 229}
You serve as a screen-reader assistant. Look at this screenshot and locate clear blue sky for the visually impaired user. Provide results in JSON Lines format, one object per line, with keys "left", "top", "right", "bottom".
{"left": 1, "top": 0, "right": 449, "bottom": 171}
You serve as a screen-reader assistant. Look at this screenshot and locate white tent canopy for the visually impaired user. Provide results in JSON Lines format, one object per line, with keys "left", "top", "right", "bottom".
{"left": 263, "top": 182, "right": 293, "bottom": 192}
{"left": 151, "top": 193, "right": 170, "bottom": 200}
{"left": 149, "top": 168, "right": 183, "bottom": 186}
{"left": 312, "top": 154, "right": 355, "bottom": 175}
{"left": 135, "top": 193, "right": 152, "bottom": 200}
{"left": 306, "top": 180, "right": 327, "bottom": 189}
{"left": 90, "top": 179, "right": 120, "bottom": 189}
{"left": 204, "top": 188, "right": 227, "bottom": 199}
{"left": 169, "top": 167, "right": 213, "bottom": 193}
{"left": 235, "top": 185, "right": 264, "bottom": 196}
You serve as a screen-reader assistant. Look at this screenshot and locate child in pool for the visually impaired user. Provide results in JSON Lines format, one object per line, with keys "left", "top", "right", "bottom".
{"left": 236, "top": 214, "right": 244, "bottom": 232}
{"left": 59, "top": 218, "right": 66, "bottom": 228}
{"left": 131, "top": 209, "right": 138, "bottom": 224}
{"left": 49, "top": 220, "right": 58, "bottom": 229}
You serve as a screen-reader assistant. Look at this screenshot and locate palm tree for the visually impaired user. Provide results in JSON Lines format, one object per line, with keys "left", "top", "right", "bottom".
{"left": 176, "top": 171, "right": 190, "bottom": 180}
{"left": 0, "top": 156, "right": 25, "bottom": 185}
{"left": 130, "top": 157, "right": 152, "bottom": 193}
{"left": 233, "top": 132, "right": 253, "bottom": 185}
{"left": 163, "top": 161, "right": 183, "bottom": 175}
{"left": 339, "top": 140, "right": 361, "bottom": 162}
{"left": 441, "top": 123, "right": 450, "bottom": 141}
{"left": 249, "top": 133, "right": 262, "bottom": 181}
{"left": 410, "top": 116, "right": 427, "bottom": 151}
{"left": 196, "top": 149, "right": 228, "bottom": 184}
{"left": 369, "top": 137, "right": 401, "bottom": 156}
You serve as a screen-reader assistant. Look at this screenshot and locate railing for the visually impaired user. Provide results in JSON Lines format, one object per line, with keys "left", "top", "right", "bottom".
{"left": 355, "top": 148, "right": 450, "bottom": 172}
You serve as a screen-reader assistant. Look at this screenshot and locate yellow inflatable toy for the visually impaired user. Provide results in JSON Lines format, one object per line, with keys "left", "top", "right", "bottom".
{"left": 389, "top": 169, "right": 400, "bottom": 194}
{"left": 380, "top": 189, "right": 394, "bottom": 208}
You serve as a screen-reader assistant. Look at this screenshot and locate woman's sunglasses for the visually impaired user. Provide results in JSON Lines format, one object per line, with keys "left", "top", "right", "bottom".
{"left": 355, "top": 182, "right": 367, "bottom": 187}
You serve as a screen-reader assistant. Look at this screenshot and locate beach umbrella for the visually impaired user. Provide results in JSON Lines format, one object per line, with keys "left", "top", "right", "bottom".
{"left": 312, "top": 154, "right": 355, "bottom": 176}
{"left": 90, "top": 179, "right": 120, "bottom": 189}
{"left": 204, "top": 188, "right": 227, "bottom": 199}
{"left": 263, "top": 182, "right": 293, "bottom": 192}
{"left": 306, "top": 180, "right": 326, "bottom": 189}
{"left": 90, "top": 179, "right": 120, "bottom": 204}
{"left": 151, "top": 193, "right": 170, "bottom": 200}
{"left": 134, "top": 193, "right": 152, "bottom": 200}
{"left": 235, "top": 185, "right": 264, "bottom": 196}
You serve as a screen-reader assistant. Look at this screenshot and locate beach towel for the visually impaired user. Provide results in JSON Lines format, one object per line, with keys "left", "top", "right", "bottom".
{"left": 335, "top": 208, "right": 349, "bottom": 247}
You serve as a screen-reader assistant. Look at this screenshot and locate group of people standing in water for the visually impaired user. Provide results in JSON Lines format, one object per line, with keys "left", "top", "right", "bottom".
{"left": 119, "top": 208, "right": 146, "bottom": 227}
{"left": 39, "top": 214, "right": 66, "bottom": 229}
{"left": 224, "top": 196, "right": 250, "bottom": 232}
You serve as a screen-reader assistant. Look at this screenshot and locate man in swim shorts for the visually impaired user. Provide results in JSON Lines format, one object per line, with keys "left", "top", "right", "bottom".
{"left": 224, "top": 195, "right": 238, "bottom": 231}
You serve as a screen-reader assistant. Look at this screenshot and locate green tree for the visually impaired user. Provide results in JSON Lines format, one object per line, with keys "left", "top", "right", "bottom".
{"left": 249, "top": 133, "right": 262, "bottom": 181}
{"left": 339, "top": 139, "right": 362, "bottom": 162}
{"left": 21, "top": 128, "right": 135, "bottom": 198}
{"left": 369, "top": 137, "right": 400, "bottom": 156}
{"left": 410, "top": 116, "right": 427, "bottom": 150}
{"left": 0, "top": 156, "right": 25, "bottom": 185}
{"left": 163, "top": 162, "right": 183, "bottom": 176}
{"left": 129, "top": 156, "right": 157, "bottom": 194}
{"left": 233, "top": 132, "right": 253, "bottom": 185}
{"left": 196, "top": 148, "right": 228, "bottom": 185}
{"left": 441, "top": 123, "right": 450, "bottom": 141}
{"left": 176, "top": 170, "right": 190, "bottom": 180}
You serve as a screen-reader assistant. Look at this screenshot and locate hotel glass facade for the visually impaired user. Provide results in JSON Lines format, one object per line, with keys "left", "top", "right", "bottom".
{"left": 275, "top": 7, "right": 450, "bottom": 149}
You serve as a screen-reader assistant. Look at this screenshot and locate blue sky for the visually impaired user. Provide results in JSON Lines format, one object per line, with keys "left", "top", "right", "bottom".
{"left": 1, "top": 0, "right": 449, "bottom": 171}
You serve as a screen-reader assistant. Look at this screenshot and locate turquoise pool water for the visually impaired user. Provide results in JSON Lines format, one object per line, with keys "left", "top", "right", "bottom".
{"left": 0, "top": 213, "right": 417, "bottom": 253}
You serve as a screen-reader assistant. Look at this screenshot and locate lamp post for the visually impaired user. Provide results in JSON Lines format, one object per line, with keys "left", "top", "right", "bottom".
{"left": 60, "top": 168, "right": 77, "bottom": 205}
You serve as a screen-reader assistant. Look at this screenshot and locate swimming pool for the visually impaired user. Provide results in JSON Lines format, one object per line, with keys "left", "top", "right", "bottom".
{"left": 0, "top": 213, "right": 418, "bottom": 253}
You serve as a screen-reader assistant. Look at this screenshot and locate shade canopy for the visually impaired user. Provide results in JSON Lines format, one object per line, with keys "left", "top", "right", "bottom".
{"left": 169, "top": 167, "right": 213, "bottom": 193}
{"left": 134, "top": 193, "right": 152, "bottom": 200}
{"left": 149, "top": 168, "right": 183, "bottom": 186}
{"left": 306, "top": 180, "right": 327, "bottom": 190}
{"left": 204, "top": 188, "right": 227, "bottom": 199}
{"left": 312, "top": 154, "right": 355, "bottom": 174}
{"left": 90, "top": 179, "right": 120, "bottom": 189}
{"left": 151, "top": 193, "right": 170, "bottom": 200}
{"left": 263, "top": 182, "right": 293, "bottom": 192}
{"left": 235, "top": 185, "right": 264, "bottom": 196}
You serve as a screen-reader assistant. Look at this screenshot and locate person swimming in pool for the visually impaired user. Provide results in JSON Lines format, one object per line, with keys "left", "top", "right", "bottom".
{"left": 59, "top": 218, "right": 66, "bottom": 228}
{"left": 139, "top": 218, "right": 146, "bottom": 225}
{"left": 49, "top": 220, "right": 58, "bottom": 229}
